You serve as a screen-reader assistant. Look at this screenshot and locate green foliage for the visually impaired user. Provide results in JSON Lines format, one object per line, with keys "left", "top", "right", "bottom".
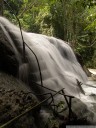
{"left": 35, "top": 6, "right": 53, "bottom": 35}
{"left": 50, "top": 1, "right": 64, "bottom": 39}
{"left": 76, "top": 45, "right": 95, "bottom": 67}
{"left": 5, "top": 0, "right": 23, "bottom": 15}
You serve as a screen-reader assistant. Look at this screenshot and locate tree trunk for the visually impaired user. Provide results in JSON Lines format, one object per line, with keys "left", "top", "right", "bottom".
{"left": 0, "top": 0, "right": 3, "bottom": 16}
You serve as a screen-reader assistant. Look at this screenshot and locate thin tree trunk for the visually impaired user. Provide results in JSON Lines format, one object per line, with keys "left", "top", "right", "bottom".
{"left": 0, "top": 0, "right": 3, "bottom": 16}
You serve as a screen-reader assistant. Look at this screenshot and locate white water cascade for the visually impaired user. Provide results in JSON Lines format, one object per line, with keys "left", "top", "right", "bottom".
{"left": 1, "top": 17, "right": 96, "bottom": 123}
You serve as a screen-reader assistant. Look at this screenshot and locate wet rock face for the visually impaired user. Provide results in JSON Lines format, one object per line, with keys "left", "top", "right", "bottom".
{"left": 0, "top": 31, "right": 19, "bottom": 76}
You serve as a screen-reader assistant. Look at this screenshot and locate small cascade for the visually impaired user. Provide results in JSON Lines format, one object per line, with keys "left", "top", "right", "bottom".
{"left": 1, "top": 16, "right": 96, "bottom": 122}
{"left": 19, "top": 63, "right": 29, "bottom": 84}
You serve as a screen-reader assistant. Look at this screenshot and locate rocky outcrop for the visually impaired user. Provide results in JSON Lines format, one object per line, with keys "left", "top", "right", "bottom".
{"left": 0, "top": 30, "right": 19, "bottom": 76}
{"left": 0, "top": 72, "right": 38, "bottom": 128}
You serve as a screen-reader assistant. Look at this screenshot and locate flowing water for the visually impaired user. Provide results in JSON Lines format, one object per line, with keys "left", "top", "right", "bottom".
{"left": 0, "top": 17, "right": 96, "bottom": 123}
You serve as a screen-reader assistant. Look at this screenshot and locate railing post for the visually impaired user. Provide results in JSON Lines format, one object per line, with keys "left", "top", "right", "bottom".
{"left": 61, "top": 89, "right": 74, "bottom": 122}
{"left": 68, "top": 97, "right": 72, "bottom": 122}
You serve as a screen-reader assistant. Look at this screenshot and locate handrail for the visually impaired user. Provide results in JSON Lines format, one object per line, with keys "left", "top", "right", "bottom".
{"left": 0, "top": 89, "right": 65, "bottom": 128}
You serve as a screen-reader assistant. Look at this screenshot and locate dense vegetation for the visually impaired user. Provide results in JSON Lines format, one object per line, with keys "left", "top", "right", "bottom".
{"left": 1, "top": 0, "right": 96, "bottom": 68}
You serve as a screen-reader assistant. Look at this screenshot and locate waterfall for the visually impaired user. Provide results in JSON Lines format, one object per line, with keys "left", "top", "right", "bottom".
{"left": 1, "top": 17, "right": 96, "bottom": 122}
{"left": 0, "top": 16, "right": 88, "bottom": 96}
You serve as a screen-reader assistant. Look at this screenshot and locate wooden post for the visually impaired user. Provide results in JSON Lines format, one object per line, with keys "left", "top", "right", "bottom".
{"left": 0, "top": 0, "right": 4, "bottom": 16}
